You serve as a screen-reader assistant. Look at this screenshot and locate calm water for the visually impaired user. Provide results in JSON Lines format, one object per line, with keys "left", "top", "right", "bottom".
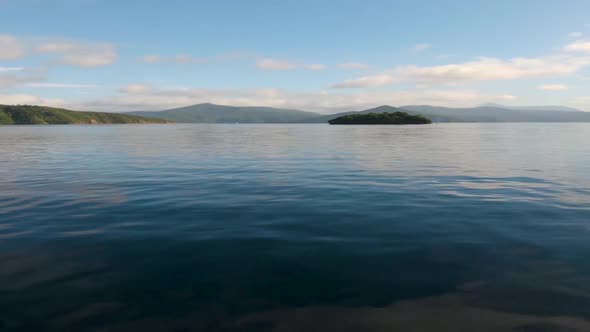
{"left": 1, "top": 123, "right": 590, "bottom": 331}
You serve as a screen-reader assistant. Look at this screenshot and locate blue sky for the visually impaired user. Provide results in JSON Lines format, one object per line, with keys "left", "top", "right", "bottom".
{"left": 1, "top": 0, "right": 590, "bottom": 113}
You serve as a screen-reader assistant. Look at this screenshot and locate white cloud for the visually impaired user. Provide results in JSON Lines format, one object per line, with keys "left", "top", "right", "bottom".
{"left": 332, "top": 54, "right": 590, "bottom": 88}
{"left": 141, "top": 54, "right": 208, "bottom": 64}
{"left": 25, "top": 83, "right": 98, "bottom": 88}
{"left": 304, "top": 63, "right": 326, "bottom": 70}
{"left": 65, "top": 84, "right": 518, "bottom": 114}
{"left": 331, "top": 74, "right": 397, "bottom": 88}
{"left": 569, "top": 32, "right": 584, "bottom": 38}
{"left": 0, "top": 93, "right": 65, "bottom": 106}
{"left": 0, "top": 67, "right": 24, "bottom": 72}
{"left": 141, "top": 55, "right": 163, "bottom": 64}
{"left": 0, "top": 34, "right": 118, "bottom": 67}
{"left": 36, "top": 41, "right": 117, "bottom": 67}
{"left": 255, "top": 58, "right": 325, "bottom": 71}
{"left": 338, "top": 62, "right": 370, "bottom": 70}
{"left": 538, "top": 84, "right": 568, "bottom": 91}
{"left": 571, "top": 96, "right": 590, "bottom": 111}
{"left": 0, "top": 34, "right": 25, "bottom": 60}
{"left": 0, "top": 70, "right": 45, "bottom": 89}
{"left": 256, "top": 58, "right": 297, "bottom": 70}
{"left": 413, "top": 43, "right": 432, "bottom": 51}
{"left": 398, "top": 56, "right": 589, "bottom": 82}
{"left": 140, "top": 52, "right": 253, "bottom": 65}
{"left": 565, "top": 40, "right": 590, "bottom": 53}
{"left": 120, "top": 84, "right": 153, "bottom": 94}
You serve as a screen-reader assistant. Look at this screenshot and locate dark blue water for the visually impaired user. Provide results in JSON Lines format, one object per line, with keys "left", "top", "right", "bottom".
{"left": 1, "top": 124, "right": 590, "bottom": 331}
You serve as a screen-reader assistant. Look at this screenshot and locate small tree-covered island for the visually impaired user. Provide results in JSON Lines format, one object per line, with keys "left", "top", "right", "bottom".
{"left": 328, "top": 112, "right": 433, "bottom": 125}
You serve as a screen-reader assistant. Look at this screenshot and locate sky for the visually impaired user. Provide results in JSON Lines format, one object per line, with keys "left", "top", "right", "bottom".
{"left": 1, "top": 0, "right": 590, "bottom": 113}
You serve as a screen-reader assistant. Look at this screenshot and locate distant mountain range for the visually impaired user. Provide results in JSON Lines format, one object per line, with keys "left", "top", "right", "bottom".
{"left": 128, "top": 103, "right": 320, "bottom": 123}
{"left": 480, "top": 103, "right": 583, "bottom": 112}
{"left": 400, "top": 105, "right": 590, "bottom": 122}
{"left": 4, "top": 103, "right": 590, "bottom": 125}
{"left": 0, "top": 105, "right": 168, "bottom": 125}
{"left": 126, "top": 103, "right": 590, "bottom": 123}
{"left": 302, "top": 105, "right": 419, "bottom": 123}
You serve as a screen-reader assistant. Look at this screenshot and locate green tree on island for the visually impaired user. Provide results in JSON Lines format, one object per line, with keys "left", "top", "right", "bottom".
{"left": 328, "top": 112, "right": 432, "bottom": 125}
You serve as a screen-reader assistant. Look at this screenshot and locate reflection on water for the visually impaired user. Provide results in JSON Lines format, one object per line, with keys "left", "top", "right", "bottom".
{"left": 1, "top": 124, "right": 590, "bottom": 331}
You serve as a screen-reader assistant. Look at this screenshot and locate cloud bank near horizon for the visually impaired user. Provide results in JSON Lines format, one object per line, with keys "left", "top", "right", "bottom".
{"left": 1, "top": 32, "right": 590, "bottom": 112}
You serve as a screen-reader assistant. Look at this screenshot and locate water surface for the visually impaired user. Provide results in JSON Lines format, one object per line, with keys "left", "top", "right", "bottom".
{"left": 1, "top": 123, "right": 590, "bottom": 331}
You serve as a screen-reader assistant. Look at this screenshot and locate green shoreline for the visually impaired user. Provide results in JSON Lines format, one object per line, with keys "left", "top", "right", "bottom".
{"left": 0, "top": 105, "right": 169, "bottom": 125}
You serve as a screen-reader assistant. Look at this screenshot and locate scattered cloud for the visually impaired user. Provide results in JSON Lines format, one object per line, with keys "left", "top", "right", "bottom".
{"left": 413, "top": 43, "right": 432, "bottom": 52}
{"left": 141, "top": 55, "right": 164, "bottom": 64}
{"left": 25, "top": 83, "right": 98, "bottom": 88}
{"left": 0, "top": 93, "right": 64, "bottom": 106}
{"left": 66, "top": 83, "right": 518, "bottom": 114}
{"left": 332, "top": 53, "right": 590, "bottom": 88}
{"left": 255, "top": 58, "right": 325, "bottom": 71}
{"left": 120, "top": 84, "right": 153, "bottom": 94}
{"left": 2, "top": 32, "right": 587, "bottom": 112}
{"left": 140, "top": 52, "right": 253, "bottom": 64}
{"left": 256, "top": 58, "right": 298, "bottom": 70}
{"left": 538, "top": 84, "right": 568, "bottom": 91}
{"left": 36, "top": 41, "right": 117, "bottom": 67}
{"left": 571, "top": 96, "right": 590, "bottom": 111}
{"left": 304, "top": 63, "right": 326, "bottom": 70}
{"left": 0, "top": 34, "right": 118, "bottom": 68}
{"left": 0, "top": 69, "right": 45, "bottom": 89}
{"left": 0, "top": 67, "right": 24, "bottom": 72}
{"left": 141, "top": 54, "right": 208, "bottom": 64}
{"left": 338, "top": 62, "right": 370, "bottom": 70}
{"left": 565, "top": 40, "right": 590, "bottom": 53}
{"left": 436, "top": 54, "right": 455, "bottom": 60}
{"left": 332, "top": 74, "right": 397, "bottom": 88}
{"left": 400, "top": 55, "right": 589, "bottom": 82}
{"left": 0, "top": 34, "right": 25, "bottom": 60}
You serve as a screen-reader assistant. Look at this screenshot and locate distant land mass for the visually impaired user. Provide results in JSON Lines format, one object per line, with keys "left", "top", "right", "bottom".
{"left": 480, "top": 103, "right": 583, "bottom": 112}
{"left": 304, "top": 105, "right": 454, "bottom": 123}
{"left": 329, "top": 111, "right": 432, "bottom": 125}
{"left": 0, "top": 105, "right": 168, "bottom": 125}
{"left": 4, "top": 103, "right": 590, "bottom": 125}
{"left": 127, "top": 103, "right": 320, "bottom": 123}
{"left": 400, "top": 105, "right": 590, "bottom": 122}
{"left": 304, "top": 104, "right": 590, "bottom": 123}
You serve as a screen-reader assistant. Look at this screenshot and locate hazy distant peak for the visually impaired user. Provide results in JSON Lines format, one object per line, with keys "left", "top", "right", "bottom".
{"left": 479, "top": 103, "right": 583, "bottom": 112}
{"left": 363, "top": 105, "right": 405, "bottom": 112}
{"left": 127, "top": 103, "right": 320, "bottom": 123}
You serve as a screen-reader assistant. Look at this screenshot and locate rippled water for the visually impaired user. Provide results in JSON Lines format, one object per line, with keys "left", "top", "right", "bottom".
{"left": 1, "top": 123, "right": 590, "bottom": 331}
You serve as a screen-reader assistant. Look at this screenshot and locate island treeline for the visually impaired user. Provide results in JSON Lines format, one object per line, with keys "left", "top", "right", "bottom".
{"left": 328, "top": 112, "right": 432, "bottom": 125}
{"left": 3, "top": 103, "right": 590, "bottom": 125}
{"left": 0, "top": 105, "right": 169, "bottom": 125}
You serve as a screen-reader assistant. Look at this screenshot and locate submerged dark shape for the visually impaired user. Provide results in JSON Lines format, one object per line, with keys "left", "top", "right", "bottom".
{"left": 0, "top": 105, "right": 169, "bottom": 125}
{"left": 328, "top": 111, "right": 432, "bottom": 125}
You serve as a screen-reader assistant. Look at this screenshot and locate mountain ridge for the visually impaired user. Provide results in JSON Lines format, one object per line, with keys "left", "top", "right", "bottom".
{"left": 480, "top": 103, "right": 583, "bottom": 112}
{"left": 305, "top": 104, "right": 590, "bottom": 123}
{"left": 0, "top": 105, "right": 169, "bottom": 125}
{"left": 127, "top": 103, "right": 320, "bottom": 123}
{"left": 7, "top": 103, "right": 589, "bottom": 125}
{"left": 399, "top": 105, "right": 590, "bottom": 122}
